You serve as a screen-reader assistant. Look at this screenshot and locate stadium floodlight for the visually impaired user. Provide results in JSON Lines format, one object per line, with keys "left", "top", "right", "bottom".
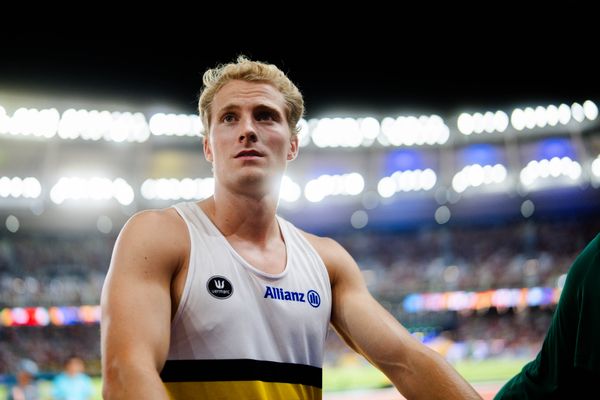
{"left": 359, "top": 117, "right": 380, "bottom": 143}
{"left": 520, "top": 157, "right": 582, "bottom": 189}
{"left": 0, "top": 176, "right": 42, "bottom": 199}
{"left": 141, "top": 177, "right": 215, "bottom": 201}
{"left": 378, "top": 169, "right": 437, "bottom": 197}
{"left": 452, "top": 164, "right": 507, "bottom": 193}
{"left": 508, "top": 102, "right": 596, "bottom": 132}
{"left": 149, "top": 113, "right": 202, "bottom": 137}
{"left": 583, "top": 100, "right": 598, "bottom": 120}
{"left": 279, "top": 176, "right": 301, "bottom": 203}
{"left": 377, "top": 177, "right": 396, "bottom": 198}
{"left": 592, "top": 156, "right": 600, "bottom": 179}
{"left": 304, "top": 173, "right": 365, "bottom": 203}
{"left": 49, "top": 177, "right": 135, "bottom": 205}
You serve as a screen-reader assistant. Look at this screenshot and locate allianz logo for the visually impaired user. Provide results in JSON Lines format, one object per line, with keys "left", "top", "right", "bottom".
{"left": 263, "top": 285, "right": 321, "bottom": 308}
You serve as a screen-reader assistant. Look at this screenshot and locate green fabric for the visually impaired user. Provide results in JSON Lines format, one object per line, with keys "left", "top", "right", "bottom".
{"left": 495, "top": 233, "right": 600, "bottom": 399}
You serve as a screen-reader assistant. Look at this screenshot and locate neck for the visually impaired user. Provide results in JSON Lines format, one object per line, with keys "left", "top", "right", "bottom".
{"left": 200, "top": 187, "right": 280, "bottom": 244}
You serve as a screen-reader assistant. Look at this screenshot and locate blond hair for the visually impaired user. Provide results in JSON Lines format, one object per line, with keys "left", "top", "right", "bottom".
{"left": 198, "top": 55, "right": 304, "bottom": 136}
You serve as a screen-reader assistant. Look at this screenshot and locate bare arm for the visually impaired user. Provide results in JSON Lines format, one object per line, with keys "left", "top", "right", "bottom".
{"left": 101, "top": 209, "right": 187, "bottom": 399}
{"left": 306, "top": 234, "right": 481, "bottom": 400}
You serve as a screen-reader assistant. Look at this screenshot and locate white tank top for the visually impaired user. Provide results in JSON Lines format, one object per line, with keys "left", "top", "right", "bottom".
{"left": 161, "top": 201, "right": 332, "bottom": 400}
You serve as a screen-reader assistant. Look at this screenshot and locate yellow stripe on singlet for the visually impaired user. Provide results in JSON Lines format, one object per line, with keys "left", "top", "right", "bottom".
{"left": 160, "top": 359, "right": 322, "bottom": 399}
{"left": 164, "top": 380, "right": 322, "bottom": 400}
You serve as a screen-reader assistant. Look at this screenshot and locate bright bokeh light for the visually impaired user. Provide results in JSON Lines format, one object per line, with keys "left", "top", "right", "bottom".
{"left": 50, "top": 177, "right": 135, "bottom": 205}
{"left": 452, "top": 164, "right": 507, "bottom": 193}
{"left": 279, "top": 176, "right": 301, "bottom": 203}
{"left": 520, "top": 157, "right": 582, "bottom": 187}
{"left": 140, "top": 177, "right": 214, "bottom": 201}
{"left": 149, "top": 113, "right": 202, "bottom": 137}
{"left": 304, "top": 173, "right": 365, "bottom": 203}
{"left": 377, "top": 169, "right": 437, "bottom": 198}
{"left": 0, "top": 177, "right": 42, "bottom": 199}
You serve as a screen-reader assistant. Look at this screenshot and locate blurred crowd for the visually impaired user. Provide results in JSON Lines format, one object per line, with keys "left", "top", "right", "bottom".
{"left": 0, "top": 234, "right": 111, "bottom": 307}
{"left": 0, "top": 326, "right": 100, "bottom": 376}
{"left": 337, "top": 217, "right": 599, "bottom": 296}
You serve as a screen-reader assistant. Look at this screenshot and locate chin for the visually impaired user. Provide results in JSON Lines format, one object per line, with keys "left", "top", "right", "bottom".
{"left": 236, "top": 173, "right": 268, "bottom": 189}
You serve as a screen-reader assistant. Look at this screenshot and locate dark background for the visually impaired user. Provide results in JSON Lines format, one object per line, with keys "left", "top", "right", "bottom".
{"left": 2, "top": 31, "right": 598, "bottom": 119}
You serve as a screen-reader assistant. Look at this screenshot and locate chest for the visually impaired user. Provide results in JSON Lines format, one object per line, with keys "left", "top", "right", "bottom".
{"left": 169, "top": 229, "right": 332, "bottom": 364}
{"left": 227, "top": 238, "right": 287, "bottom": 275}
{"left": 194, "top": 240, "right": 330, "bottom": 329}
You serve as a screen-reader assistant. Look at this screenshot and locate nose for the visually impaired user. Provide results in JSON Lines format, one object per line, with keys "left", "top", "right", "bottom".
{"left": 239, "top": 131, "right": 258, "bottom": 143}
{"left": 239, "top": 117, "right": 258, "bottom": 143}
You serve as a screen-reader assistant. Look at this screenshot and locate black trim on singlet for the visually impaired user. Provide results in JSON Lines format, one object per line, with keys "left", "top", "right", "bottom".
{"left": 160, "top": 359, "right": 322, "bottom": 388}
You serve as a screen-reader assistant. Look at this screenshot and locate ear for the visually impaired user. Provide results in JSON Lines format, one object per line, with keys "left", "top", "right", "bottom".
{"left": 203, "top": 134, "right": 213, "bottom": 163}
{"left": 287, "top": 134, "right": 299, "bottom": 161}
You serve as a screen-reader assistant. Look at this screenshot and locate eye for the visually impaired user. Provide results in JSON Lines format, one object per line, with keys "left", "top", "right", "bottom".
{"left": 255, "top": 111, "right": 276, "bottom": 121}
{"left": 222, "top": 113, "right": 237, "bottom": 123}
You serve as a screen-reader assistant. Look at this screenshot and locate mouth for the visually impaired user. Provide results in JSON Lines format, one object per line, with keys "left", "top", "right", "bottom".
{"left": 235, "top": 150, "right": 264, "bottom": 158}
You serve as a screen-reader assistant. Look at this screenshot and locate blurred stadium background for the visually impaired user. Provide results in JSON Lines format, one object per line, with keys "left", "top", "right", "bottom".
{"left": 1, "top": 39, "right": 600, "bottom": 399}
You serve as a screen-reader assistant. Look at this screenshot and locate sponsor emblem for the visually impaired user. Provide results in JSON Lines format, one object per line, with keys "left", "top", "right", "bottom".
{"left": 207, "top": 276, "right": 233, "bottom": 299}
{"left": 263, "top": 285, "right": 321, "bottom": 308}
{"left": 307, "top": 290, "right": 321, "bottom": 308}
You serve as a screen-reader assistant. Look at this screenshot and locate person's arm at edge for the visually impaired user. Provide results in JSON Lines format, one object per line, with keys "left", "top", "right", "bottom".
{"left": 101, "top": 209, "right": 186, "bottom": 399}
{"left": 304, "top": 233, "right": 482, "bottom": 400}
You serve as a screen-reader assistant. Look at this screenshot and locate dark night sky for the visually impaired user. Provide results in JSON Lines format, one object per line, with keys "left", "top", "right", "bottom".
{"left": 1, "top": 32, "right": 598, "bottom": 118}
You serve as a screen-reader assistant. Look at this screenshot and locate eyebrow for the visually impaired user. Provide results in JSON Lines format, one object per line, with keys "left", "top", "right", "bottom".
{"left": 217, "top": 103, "right": 284, "bottom": 118}
{"left": 254, "top": 104, "right": 284, "bottom": 118}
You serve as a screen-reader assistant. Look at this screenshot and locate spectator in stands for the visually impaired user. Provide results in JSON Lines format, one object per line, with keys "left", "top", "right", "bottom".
{"left": 52, "top": 355, "right": 93, "bottom": 400}
{"left": 8, "top": 358, "right": 39, "bottom": 400}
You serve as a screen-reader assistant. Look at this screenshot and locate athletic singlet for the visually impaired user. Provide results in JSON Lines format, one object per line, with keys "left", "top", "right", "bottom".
{"left": 160, "top": 201, "right": 332, "bottom": 400}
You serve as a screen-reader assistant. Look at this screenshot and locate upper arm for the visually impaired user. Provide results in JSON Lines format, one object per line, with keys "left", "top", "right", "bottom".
{"left": 100, "top": 209, "right": 187, "bottom": 375}
{"left": 304, "top": 234, "right": 424, "bottom": 371}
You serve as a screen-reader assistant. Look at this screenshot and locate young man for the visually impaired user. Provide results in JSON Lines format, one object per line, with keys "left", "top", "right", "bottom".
{"left": 101, "top": 56, "right": 481, "bottom": 399}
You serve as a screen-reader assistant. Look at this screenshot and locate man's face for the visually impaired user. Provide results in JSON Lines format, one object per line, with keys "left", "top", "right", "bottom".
{"left": 204, "top": 80, "right": 298, "bottom": 196}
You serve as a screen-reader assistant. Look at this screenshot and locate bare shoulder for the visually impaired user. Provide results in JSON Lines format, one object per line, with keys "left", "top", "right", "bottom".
{"left": 112, "top": 207, "right": 189, "bottom": 274}
{"left": 122, "top": 207, "right": 186, "bottom": 235}
{"left": 299, "top": 230, "right": 343, "bottom": 259}
{"left": 298, "top": 230, "right": 356, "bottom": 284}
